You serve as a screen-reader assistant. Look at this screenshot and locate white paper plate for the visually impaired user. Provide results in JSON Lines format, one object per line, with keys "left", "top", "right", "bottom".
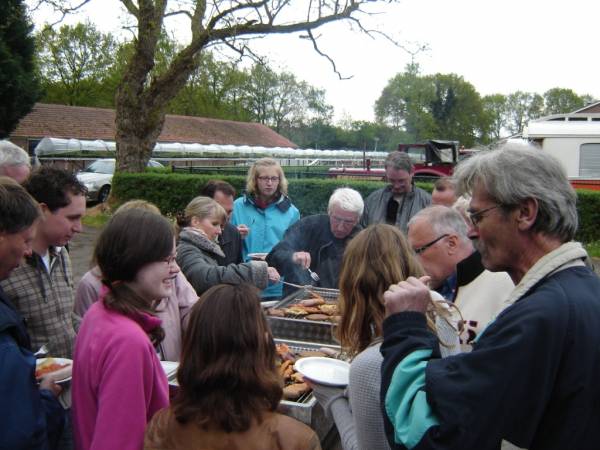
{"left": 294, "top": 357, "right": 350, "bottom": 387}
{"left": 36, "top": 357, "right": 73, "bottom": 384}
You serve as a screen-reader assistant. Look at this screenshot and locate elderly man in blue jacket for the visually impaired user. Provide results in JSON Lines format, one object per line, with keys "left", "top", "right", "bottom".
{"left": 0, "top": 179, "right": 65, "bottom": 450}
{"left": 380, "top": 145, "right": 600, "bottom": 450}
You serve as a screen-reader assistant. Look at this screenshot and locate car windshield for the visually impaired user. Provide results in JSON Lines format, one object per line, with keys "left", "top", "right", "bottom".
{"left": 83, "top": 160, "right": 115, "bottom": 174}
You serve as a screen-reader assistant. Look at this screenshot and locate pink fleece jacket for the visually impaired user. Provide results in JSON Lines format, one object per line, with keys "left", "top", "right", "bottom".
{"left": 72, "top": 294, "right": 169, "bottom": 450}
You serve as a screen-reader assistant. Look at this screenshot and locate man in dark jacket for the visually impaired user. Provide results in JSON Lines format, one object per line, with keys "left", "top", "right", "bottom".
{"left": 267, "top": 188, "right": 363, "bottom": 294}
{"left": 0, "top": 179, "right": 65, "bottom": 449}
{"left": 380, "top": 145, "right": 600, "bottom": 450}
{"left": 361, "top": 151, "right": 430, "bottom": 233}
{"left": 200, "top": 180, "right": 243, "bottom": 265}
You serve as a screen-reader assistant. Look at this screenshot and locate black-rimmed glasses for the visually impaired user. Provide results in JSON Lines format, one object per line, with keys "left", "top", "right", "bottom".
{"left": 413, "top": 234, "right": 449, "bottom": 255}
{"left": 468, "top": 205, "right": 501, "bottom": 226}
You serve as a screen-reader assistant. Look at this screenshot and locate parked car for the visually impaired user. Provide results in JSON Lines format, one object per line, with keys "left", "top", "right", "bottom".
{"left": 77, "top": 158, "right": 164, "bottom": 202}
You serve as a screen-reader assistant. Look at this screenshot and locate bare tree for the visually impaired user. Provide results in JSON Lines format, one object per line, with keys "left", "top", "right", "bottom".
{"left": 32, "top": 0, "right": 395, "bottom": 172}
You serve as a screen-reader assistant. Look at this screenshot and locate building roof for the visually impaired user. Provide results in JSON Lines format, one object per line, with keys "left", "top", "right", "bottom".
{"left": 10, "top": 103, "right": 297, "bottom": 148}
{"left": 572, "top": 101, "right": 600, "bottom": 114}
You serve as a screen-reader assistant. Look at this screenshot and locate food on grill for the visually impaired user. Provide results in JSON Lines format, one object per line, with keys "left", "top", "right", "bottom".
{"left": 276, "top": 343, "right": 337, "bottom": 400}
{"left": 306, "top": 313, "right": 330, "bottom": 321}
{"left": 308, "top": 291, "right": 326, "bottom": 303}
{"left": 269, "top": 301, "right": 339, "bottom": 322}
{"left": 299, "top": 297, "right": 326, "bottom": 307}
{"left": 318, "top": 304, "right": 338, "bottom": 315}
{"left": 284, "top": 306, "right": 310, "bottom": 316}
{"left": 283, "top": 382, "right": 310, "bottom": 400}
{"left": 266, "top": 308, "right": 285, "bottom": 317}
{"left": 317, "top": 347, "right": 340, "bottom": 358}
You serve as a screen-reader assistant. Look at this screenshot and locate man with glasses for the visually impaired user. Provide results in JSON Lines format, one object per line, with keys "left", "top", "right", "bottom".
{"left": 267, "top": 188, "right": 363, "bottom": 293}
{"left": 380, "top": 145, "right": 600, "bottom": 449}
{"left": 361, "top": 151, "right": 431, "bottom": 233}
{"left": 407, "top": 205, "right": 513, "bottom": 348}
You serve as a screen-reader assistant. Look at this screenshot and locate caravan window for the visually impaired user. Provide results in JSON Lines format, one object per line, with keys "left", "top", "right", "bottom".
{"left": 579, "top": 143, "right": 600, "bottom": 177}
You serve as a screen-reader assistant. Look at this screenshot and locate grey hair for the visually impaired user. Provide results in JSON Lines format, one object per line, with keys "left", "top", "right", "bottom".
{"left": 328, "top": 187, "right": 364, "bottom": 217}
{"left": 453, "top": 143, "right": 577, "bottom": 242}
{"left": 0, "top": 141, "right": 30, "bottom": 168}
{"left": 409, "top": 205, "right": 470, "bottom": 242}
{"left": 384, "top": 151, "right": 413, "bottom": 172}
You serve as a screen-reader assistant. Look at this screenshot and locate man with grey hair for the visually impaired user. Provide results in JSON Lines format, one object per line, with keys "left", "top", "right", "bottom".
{"left": 267, "top": 187, "right": 363, "bottom": 292}
{"left": 407, "top": 205, "right": 513, "bottom": 348}
{"left": 380, "top": 145, "right": 600, "bottom": 449}
{"left": 0, "top": 140, "right": 31, "bottom": 183}
{"left": 361, "top": 151, "right": 431, "bottom": 232}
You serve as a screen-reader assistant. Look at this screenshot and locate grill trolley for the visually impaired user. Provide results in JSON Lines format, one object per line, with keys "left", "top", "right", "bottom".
{"left": 267, "top": 287, "right": 340, "bottom": 345}
{"left": 276, "top": 338, "right": 342, "bottom": 439}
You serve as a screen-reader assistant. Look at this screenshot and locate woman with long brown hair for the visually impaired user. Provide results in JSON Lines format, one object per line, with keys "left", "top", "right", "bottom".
{"left": 310, "top": 224, "right": 460, "bottom": 450}
{"left": 145, "top": 283, "right": 320, "bottom": 450}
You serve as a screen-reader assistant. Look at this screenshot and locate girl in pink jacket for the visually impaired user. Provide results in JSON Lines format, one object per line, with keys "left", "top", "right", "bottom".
{"left": 72, "top": 209, "right": 177, "bottom": 450}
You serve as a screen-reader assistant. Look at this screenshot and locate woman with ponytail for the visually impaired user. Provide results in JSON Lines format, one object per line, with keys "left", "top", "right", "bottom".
{"left": 72, "top": 209, "right": 178, "bottom": 450}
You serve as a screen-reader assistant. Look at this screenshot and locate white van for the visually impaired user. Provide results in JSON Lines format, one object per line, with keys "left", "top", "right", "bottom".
{"left": 522, "top": 113, "right": 600, "bottom": 190}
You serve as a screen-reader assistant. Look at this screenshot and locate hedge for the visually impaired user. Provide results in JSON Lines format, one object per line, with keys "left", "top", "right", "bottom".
{"left": 111, "top": 172, "right": 599, "bottom": 242}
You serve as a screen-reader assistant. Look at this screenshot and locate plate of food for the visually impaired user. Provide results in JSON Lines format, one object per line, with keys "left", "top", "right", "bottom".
{"left": 294, "top": 357, "right": 350, "bottom": 387}
{"left": 248, "top": 253, "right": 268, "bottom": 261}
{"left": 35, "top": 357, "right": 73, "bottom": 384}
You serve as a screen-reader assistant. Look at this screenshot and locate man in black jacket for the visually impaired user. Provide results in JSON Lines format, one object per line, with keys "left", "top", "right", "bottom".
{"left": 267, "top": 187, "right": 363, "bottom": 294}
{"left": 0, "top": 178, "right": 65, "bottom": 449}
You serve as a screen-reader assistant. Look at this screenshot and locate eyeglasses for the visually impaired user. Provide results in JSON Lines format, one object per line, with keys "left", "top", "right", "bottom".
{"left": 163, "top": 254, "right": 177, "bottom": 266}
{"left": 257, "top": 176, "right": 280, "bottom": 183}
{"left": 330, "top": 215, "right": 358, "bottom": 226}
{"left": 468, "top": 205, "right": 501, "bottom": 226}
{"left": 413, "top": 234, "right": 449, "bottom": 255}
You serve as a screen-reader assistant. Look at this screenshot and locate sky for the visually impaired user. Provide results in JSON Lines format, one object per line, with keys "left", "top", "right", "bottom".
{"left": 29, "top": 0, "right": 600, "bottom": 123}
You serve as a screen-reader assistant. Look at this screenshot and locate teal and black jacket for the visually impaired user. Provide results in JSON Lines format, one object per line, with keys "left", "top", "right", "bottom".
{"left": 380, "top": 266, "right": 600, "bottom": 450}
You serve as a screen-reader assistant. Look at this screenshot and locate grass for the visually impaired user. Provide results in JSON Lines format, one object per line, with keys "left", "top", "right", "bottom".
{"left": 584, "top": 241, "right": 600, "bottom": 258}
{"left": 82, "top": 212, "right": 111, "bottom": 228}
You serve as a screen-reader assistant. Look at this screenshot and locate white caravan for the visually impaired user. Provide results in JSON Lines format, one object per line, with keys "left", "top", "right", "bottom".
{"left": 522, "top": 113, "right": 600, "bottom": 190}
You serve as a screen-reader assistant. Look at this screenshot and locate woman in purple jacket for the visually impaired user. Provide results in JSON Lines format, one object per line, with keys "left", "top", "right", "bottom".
{"left": 72, "top": 209, "right": 176, "bottom": 450}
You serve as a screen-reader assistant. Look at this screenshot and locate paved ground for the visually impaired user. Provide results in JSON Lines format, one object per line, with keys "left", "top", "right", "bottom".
{"left": 69, "top": 225, "right": 101, "bottom": 284}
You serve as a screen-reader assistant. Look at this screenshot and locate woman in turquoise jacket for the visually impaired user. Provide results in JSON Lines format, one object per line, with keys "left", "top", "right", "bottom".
{"left": 232, "top": 158, "right": 300, "bottom": 299}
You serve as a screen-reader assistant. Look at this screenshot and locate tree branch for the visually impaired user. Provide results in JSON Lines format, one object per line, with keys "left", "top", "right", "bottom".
{"left": 306, "top": 29, "right": 352, "bottom": 80}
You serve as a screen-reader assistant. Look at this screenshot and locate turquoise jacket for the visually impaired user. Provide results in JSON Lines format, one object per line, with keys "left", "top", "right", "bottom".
{"left": 232, "top": 193, "right": 300, "bottom": 298}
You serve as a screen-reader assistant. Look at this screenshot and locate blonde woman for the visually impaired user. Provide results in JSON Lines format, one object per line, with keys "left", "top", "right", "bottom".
{"left": 176, "top": 196, "right": 280, "bottom": 296}
{"left": 231, "top": 158, "right": 300, "bottom": 299}
{"left": 310, "top": 224, "right": 460, "bottom": 450}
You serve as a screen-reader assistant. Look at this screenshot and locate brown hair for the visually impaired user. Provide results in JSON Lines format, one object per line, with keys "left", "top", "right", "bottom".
{"left": 173, "top": 284, "right": 282, "bottom": 432}
{"left": 94, "top": 209, "right": 174, "bottom": 345}
{"left": 337, "top": 224, "right": 424, "bottom": 356}
{"left": 245, "top": 158, "right": 288, "bottom": 196}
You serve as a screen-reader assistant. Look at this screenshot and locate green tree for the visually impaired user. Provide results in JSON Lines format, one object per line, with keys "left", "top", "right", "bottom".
{"left": 375, "top": 63, "right": 436, "bottom": 140}
{"left": 37, "top": 0, "right": 395, "bottom": 172}
{"left": 543, "top": 88, "right": 585, "bottom": 115}
{"left": 0, "top": 0, "right": 41, "bottom": 137}
{"left": 482, "top": 94, "right": 508, "bottom": 141}
{"left": 36, "top": 21, "right": 118, "bottom": 106}
{"left": 427, "top": 73, "right": 485, "bottom": 147}
{"left": 505, "top": 91, "right": 544, "bottom": 135}
{"left": 375, "top": 66, "right": 486, "bottom": 146}
{"left": 243, "top": 64, "right": 332, "bottom": 133}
